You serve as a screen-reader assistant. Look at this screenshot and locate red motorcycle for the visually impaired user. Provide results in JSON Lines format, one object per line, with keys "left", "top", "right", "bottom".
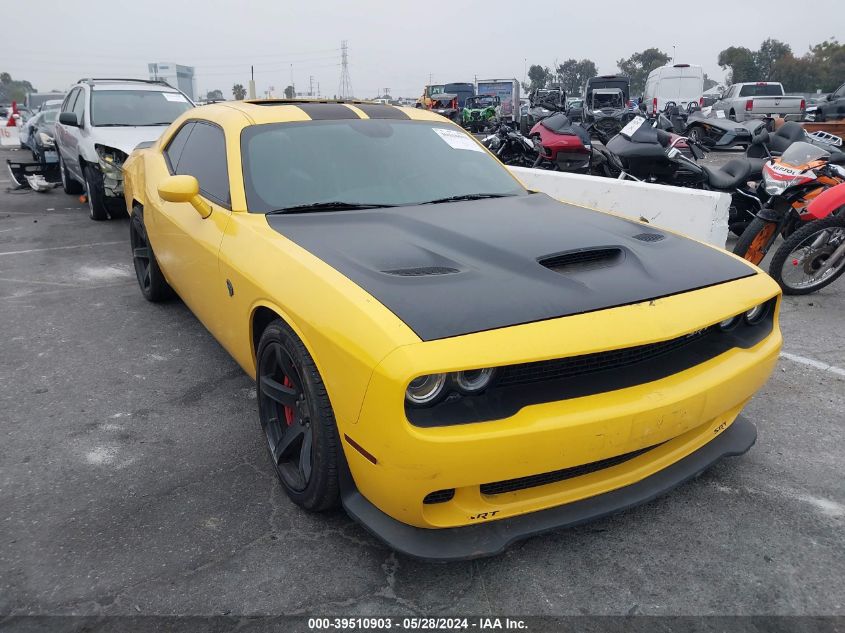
{"left": 529, "top": 113, "right": 594, "bottom": 173}
{"left": 768, "top": 181, "right": 845, "bottom": 294}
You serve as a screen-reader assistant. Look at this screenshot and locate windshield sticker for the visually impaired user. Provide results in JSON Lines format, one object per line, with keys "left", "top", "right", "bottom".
{"left": 620, "top": 116, "right": 646, "bottom": 138}
{"left": 433, "top": 127, "right": 484, "bottom": 152}
{"left": 163, "top": 93, "right": 188, "bottom": 102}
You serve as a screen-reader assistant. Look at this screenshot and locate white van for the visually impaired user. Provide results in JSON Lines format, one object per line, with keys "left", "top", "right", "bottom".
{"left": 642, "top": 64, "right": 704, "bottom": 114}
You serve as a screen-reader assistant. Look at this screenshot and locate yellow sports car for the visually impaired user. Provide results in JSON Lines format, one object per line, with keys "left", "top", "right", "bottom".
{"left": 122, "top": 100, "right": 782, "bottom": 560}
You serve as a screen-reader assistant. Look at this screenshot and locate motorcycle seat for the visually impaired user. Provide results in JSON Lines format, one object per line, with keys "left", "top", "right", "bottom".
{"left": 746, "top": 157, "right": 768, "bottom": 179}
{"left": 541, "top": 113, "right": 575, "bottom": 134}
{"left": 702, "top": 159, "right": 752, "bottom": 190}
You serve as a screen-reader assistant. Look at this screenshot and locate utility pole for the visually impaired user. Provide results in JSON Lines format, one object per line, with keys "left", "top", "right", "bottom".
{"left": 338, "top": 40, "right": 352, "bottom": 99}
{"left": 309, "top": 75, "right": 314, "bottom": 96}
{"left": 672, "top": 45, "right": 677, "bottom": 64}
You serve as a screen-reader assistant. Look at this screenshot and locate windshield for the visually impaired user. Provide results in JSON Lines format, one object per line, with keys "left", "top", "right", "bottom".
{"left": 241, "top": 120, "right": 525, "bottom": 213}
{"left": 90, "top": 90, "right": 193, "bottom": 126}
{"left": 592, "top": 92, "right": 623, "bottom": 108}
{"left": 42, "top": 110, "right": 57, "bottom": 123}
{"left": 780, "top": 141, "right": 830, "bottom": 166}
{"left": 468, "top": 97, "right": 495, "bottom": 108}
{"left": 739, "top": 84, "right": 783, "bottom": 97}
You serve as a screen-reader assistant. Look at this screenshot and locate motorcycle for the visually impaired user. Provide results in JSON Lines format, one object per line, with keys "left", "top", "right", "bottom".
{"left": 768, "top": 195, "right": 845, "bottom": 294}
{"left": 481, "top": 122, "right": 538, "bottom": 167}
{"left": 606, "top": 116, "right": 766, "bottom": 235}
{"left": 732, "top": 142, "right": 845, "bottom": 264}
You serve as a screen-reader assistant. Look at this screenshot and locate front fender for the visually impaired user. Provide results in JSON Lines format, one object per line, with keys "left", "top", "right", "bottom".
{"left": 805, "top": 181, "right": 845, "bottom": 220}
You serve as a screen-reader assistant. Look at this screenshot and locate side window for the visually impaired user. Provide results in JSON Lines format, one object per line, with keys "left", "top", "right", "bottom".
{"left": 63, "top": 88, "right": 79, "bottom": 113}
{"left": 164, "top": 122, "right": 194, "bottom": 172}
{"left": 835, "top": 85, "right": 845, "bottom": 99}
{"left": 72, "top": 88, "right": 86, "bottom": 120}
{"left": 175, "top": 121, "right": 230, "bottom": 207}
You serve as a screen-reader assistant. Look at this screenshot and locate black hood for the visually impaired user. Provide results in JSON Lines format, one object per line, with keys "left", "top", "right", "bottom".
{"left": 265, "top": 194, "right": 754, "bottom": 341}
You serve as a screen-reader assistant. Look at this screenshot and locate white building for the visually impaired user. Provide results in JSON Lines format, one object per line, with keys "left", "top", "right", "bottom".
{"left": 148, "top": 62, "right": 197, "bottom": 101}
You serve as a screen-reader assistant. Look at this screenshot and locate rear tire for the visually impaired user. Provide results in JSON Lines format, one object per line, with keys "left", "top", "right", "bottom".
{"left": 84, "top": 164, "right": 109, "bottom": 221}
{"left": 59, "top": 154, "right": 83, "bottom": 195}
{"left": 769, "top": 214, "right": 845, "bottom": 294}
{"left": 687, "top": 125, "right": 704, "bottom": 144}
{"left": 733, "top": 217, "right": 780, "bottom": 265}
{"left": 256, "top": 320, "right": 340, "bottom": 511}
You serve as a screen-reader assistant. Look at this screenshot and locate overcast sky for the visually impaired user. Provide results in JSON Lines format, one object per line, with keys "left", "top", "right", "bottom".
{"left": 3, "top": 0, "right": 843, "bottom": 99}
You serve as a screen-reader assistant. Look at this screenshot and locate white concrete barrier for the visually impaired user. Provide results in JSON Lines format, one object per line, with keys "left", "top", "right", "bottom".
{"left": 509, "top": 166, "right": 731, "bottom": 247}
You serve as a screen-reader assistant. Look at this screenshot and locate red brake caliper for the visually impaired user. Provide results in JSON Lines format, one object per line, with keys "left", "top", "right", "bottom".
{"left": 283, "top": 376, "right": 295, "bottom": 427}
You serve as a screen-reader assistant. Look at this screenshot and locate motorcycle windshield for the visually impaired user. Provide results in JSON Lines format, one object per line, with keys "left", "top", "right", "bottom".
{"left": 780, "top": 141, "right": 830, "bottom": 167}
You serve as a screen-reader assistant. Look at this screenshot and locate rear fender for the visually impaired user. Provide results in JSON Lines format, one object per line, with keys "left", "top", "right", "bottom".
{"left": 804, "top": 182, "right": 845, "bottom": 220}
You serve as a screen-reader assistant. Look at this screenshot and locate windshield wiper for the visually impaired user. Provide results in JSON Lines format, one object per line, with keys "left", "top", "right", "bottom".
{"left": 266, "top": 201, "right": 397, "bottom": 215}
{"left": 420, "top": 193, "right": 517, "bottom": 205}
{"left": 136, "top": 122, "right": 174, "bottom": 126}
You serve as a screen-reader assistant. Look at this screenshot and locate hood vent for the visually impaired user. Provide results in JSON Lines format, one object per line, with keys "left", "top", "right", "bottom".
{"left": 539, "top": 247, "right": 623, "bottom": 274}
{"left": 632, "top": 232, "right": 665, "bottom": 242}
{"left": 382, "top": 266, "right": 460, "bottom": 277}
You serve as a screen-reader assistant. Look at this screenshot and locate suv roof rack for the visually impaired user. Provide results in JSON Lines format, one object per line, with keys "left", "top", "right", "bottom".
{"left": 76, "top": 78, "right": 175, "bottom": 88}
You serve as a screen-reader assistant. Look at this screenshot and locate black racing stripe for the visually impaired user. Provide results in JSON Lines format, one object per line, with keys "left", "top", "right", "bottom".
{"left": 295, "top": 103, "right": 360, "bottom": 120}
{"left": 354, "top": 104, "right": 410, "bottom": 120}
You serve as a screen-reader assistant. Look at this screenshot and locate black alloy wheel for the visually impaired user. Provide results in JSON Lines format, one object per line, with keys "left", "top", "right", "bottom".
{"left": 129, "top": 208, "right": 173, "bottom": 302}
{"left": 256, "top": 320, "right": 339, "bottom": 510}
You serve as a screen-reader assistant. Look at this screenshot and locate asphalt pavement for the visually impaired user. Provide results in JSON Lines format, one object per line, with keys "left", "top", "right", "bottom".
{"left": 0, "top": 145, "right": 843, "bottom": 622}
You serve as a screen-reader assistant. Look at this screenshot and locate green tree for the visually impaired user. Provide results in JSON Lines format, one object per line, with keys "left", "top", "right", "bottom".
{"left": 718, "top": 46, "right": 758, "bottom": 84}
{"left": 556, "top": 59, "right": 597, "bottom": 96}
{"left": 809, "top": 38, "right": 845, "bottom": 91}
{"left": 703, "top": 73, "right": 718, "bottom": 91}
{"left": 206, "top": 89, "right": 224, "bottom": 101}
{"left": 617, "top": 48, "right": 670, "bottom": 95}
{"left": 527, "top": 64, "right": 552, "bottom": 92}
{"left": 284, "top": 85, "right": 295, "bottom": 99}
{"left": 755, "top": 38, "right": 792, "bottom": 80}
{"left": 232, "top": 83, "right": 246, "bottom": 100}
{"left": 0, "top": 72, "right": 36, "bottom": 103}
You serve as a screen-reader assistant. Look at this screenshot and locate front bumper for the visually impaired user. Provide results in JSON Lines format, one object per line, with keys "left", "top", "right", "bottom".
{"left": 341, "top": 415, "right": 757, "bottom": 561}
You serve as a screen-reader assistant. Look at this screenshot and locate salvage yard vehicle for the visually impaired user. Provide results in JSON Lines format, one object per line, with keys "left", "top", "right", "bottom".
{"left": 520, "top": 86, "right": 565, "bottom": 136}
{"left": 55, "top": 78, "right": 194, "bottom": 220}
{"left": 583, "top": 88, "right": 637, "bottom": 140}
{"left": 27, "top": 110, "right": 59, "bottom": 167}
{"left": 429, "top": 93, "right": 460, "bottom": 123}
{"left": 812, "top": 82, "right": 845, "bottom": 122}
{"left": 684, "top": 107, "right": 759, "bottom": 149}
{"left": 643, "top": 64, "right": 704, "bottom": 115}
{"left": 768, "top": 182, "right": 845, "bottom": 294}
{"left": 734, "top": 141, "right": 845, "bottom": 264}
{"left": 461, "top": 95, "right": 499, "bottom": 132}
{"left": 122, "top": 99, "right": 782, "bottom": 561}
{"left": 712, "top": 82, "right": 804, "bottom": 124}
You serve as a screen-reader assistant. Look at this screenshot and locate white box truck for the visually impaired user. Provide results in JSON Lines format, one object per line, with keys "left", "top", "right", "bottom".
{"left": 475, "top": 79, "right": 520, "bottom": 125}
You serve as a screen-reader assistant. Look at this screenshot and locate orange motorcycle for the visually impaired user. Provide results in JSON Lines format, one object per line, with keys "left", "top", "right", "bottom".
{"left": 733, "top": 141, "right": 845, "bottom": 264}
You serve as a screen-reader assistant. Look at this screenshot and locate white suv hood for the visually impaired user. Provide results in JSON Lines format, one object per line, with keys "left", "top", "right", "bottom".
{"left": 89, "top": 125, "right": 170, "bottom": 156}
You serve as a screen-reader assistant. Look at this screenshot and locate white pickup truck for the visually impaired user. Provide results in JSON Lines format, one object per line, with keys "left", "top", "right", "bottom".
{"left": 713, "top": 82, "right": 804, "bottom": 122}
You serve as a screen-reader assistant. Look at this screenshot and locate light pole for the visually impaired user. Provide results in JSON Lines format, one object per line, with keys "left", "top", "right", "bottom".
{"left": 672, "top": 45, "right": 677, "bottom": 64}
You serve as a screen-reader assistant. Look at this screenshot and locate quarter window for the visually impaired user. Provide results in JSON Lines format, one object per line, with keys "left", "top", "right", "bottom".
{"left": 63, "top": 88, "right": 79, "bottom": 113}
{"left": 164, "top": 122, "right": 195, "bottom": 172}
{"left": 72, "top": 88, "right": 86, "bottom": 120}
{"left": 174, "top": 121, "right": 230, "bottom": 207}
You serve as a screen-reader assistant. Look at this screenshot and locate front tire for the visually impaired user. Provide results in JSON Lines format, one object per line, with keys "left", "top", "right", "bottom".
{"left": 84, "top": 164, "right": 109, "bottom": 221}
{"left": 130, "top": 208, "right": 173, "bottom": 302}
{"left": 733, "top": 216, "right": 780, "bottom": 265}
{"left": 687, "top": 125, "right": 704, "bottom": 144}
{"left": 256, "top": 320, "right": 340, "bottom": 511}
{"left": 769, "top": 214, "right": 845, "bottom": 294}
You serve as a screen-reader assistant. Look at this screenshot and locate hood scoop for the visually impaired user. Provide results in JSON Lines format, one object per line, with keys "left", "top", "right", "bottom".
{"left": 539, "top": 247, "right": 623, "bottom": 274}
{"left": 382, "top": 266, "right": 460, "bottom": 277}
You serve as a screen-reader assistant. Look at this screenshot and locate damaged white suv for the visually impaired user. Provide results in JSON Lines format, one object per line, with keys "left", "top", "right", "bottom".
{"left": 55, "top": 78, "right": 194, "bottom": 220}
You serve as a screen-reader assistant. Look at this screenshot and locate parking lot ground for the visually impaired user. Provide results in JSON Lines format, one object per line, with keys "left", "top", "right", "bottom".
{"left": 1, "top": 145, "right": 843, "bottom": 620}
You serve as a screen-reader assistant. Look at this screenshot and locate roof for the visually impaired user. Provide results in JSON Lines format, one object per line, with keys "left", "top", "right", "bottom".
{"left": 209, "top": 99, "right": 443, "bottom": 125}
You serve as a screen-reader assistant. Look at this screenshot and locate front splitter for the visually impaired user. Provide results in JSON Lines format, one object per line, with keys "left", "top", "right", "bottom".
{"left": 340, "top": 415, "right": 757, "bottom": 561}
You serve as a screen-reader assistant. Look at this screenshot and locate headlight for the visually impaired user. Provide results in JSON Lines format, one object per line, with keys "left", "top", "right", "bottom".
{"left": 405, "top": 374, "right": 447, "bottom": 406}
{"left": 453, "top": 368, "right": 496, "bottom": 394}
{"left": 37, "top": 131, "right": 54, "bottom": 147}
{"left": 745, "top": 303, "right": 768, "bottom": 324}
{"left": 763, "top": 171, "right": 794, "bottom": 196}
{"left": 95, "top": 145, "right": 127, "bottom": 175}
{"left": 719, "top": 315, "right": 741, "bottom": 330}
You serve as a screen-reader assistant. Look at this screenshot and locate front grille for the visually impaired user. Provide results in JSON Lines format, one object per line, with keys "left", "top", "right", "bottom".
{"left": 496, "top": 327, "right": 710, "bottom": 388}
{"left": 423, "top": 488, "right": 455, "bottom": 504}
{"left": 480, "top": 443, "right": 661, "bottom": 496}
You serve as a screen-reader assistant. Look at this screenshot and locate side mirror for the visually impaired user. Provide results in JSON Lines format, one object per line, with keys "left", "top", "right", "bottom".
{"left": 59, "top": 112, "right": 80, "bottom": 127}
{"left": 157, "top": 175, "right": 211, "bottom": 218}
{"left": 828, "top": 94, "right": 834, "bottom": 101}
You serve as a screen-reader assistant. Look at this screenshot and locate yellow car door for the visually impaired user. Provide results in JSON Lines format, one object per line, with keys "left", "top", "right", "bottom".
{"left": 151, "top": 120, "right": 232, "bottom": 334}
